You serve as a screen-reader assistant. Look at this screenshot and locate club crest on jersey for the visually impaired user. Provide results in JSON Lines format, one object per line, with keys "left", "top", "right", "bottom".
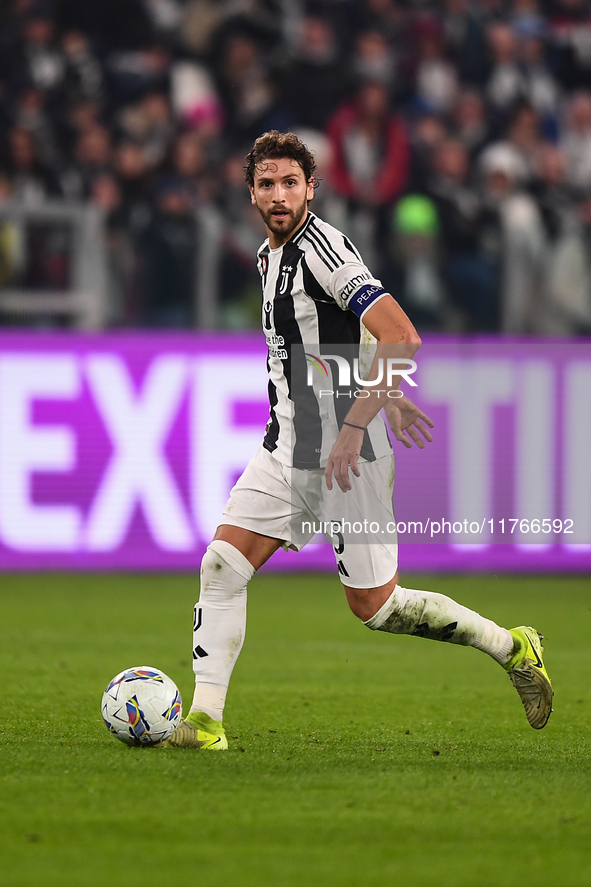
{"left": 279, "top": 265, "right": 293, "bottom": 295}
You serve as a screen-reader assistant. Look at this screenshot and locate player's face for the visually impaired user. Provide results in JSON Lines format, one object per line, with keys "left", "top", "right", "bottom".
{"left": 250, "top": 158, "right": 315, "bottom": 247}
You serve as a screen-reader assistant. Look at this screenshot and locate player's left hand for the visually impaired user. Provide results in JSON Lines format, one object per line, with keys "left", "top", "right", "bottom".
{"left": 325, "top": 425, "right": 364, "bottom": 492}
{"left": 384, "top": 395, "right": 434, "bottom": 449}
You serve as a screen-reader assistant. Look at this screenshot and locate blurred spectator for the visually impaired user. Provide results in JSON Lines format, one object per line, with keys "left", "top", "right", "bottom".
{"left": 180, "top": 0, "right": 283, "bottom": 57}
{"left": 427, "top": 138, "right": 501, "bottom": 331}
{"left": 105, "top": 44, "right": 170, "bottom": 108}
{"left": 142, "top": 0, "right": 184, "bottom": 47}
{"left": 60, "top": 29, "right": 104, "bottom": 106}
{"left": 217, "top": 149, "right": 266, "bottom": 328}
{"left": 0, "top": 174, "right": 22, "bottom": 288}
{"left": 280, "top": 14, "right": 350, "bottom": 131}
{"left": 386, "top": 193, "right": 446, "bottom": 330}
{"left": 485, "top": 21, "right": 525, "bottom": 118}
{"left": 294, "top": 127, "right": 348, "bottom": 232}
{"left": 90, "top": 172, "right": 133, "bottom": 325}
{"left": 504, "top": 103, "right": 545, "bottom": 180}
{"left": 214, "top": 32, "right": 288, "bottom": 143}
{"left": 6, "top": 125, "right": 60, "bottom": 202}
{"left": 13, "top": 86, "right": 60, "bottom": 170}
{"left": 483, "top": 12, "right": 559, "bottom": 126}
{"left": 137, "top": 177, "right": 197, "bottom": 327}
{"left": 479, "top": 141, "right": 546, "bottom": 333}
{"left": 56, "top": 98, "right": 104, "bottom": 192}
{"left": 442, "top": 0, "right": 479, "bottom": 72}
{"left": 576, "top": 192, "right": 591, "bottom": 329}
{"left": 511, "top": 0, "right": 546, "bottom": 36}
{"left": 117, "top": 90, "right": 175, "bottom": 169}
{"left": 516, "top": 23, "right": 561, "bottom": 123}
{"left": 182, "top": 0, "right": 227, "bottom": 55}
{"left": 71, "top": 123, "right": 112, "bottom": 197}
{"left": 408, "top": 111, "right": 449, "bottom": 191}
{"left": 326, "top": 79, "right": 409, "bottom": 269}
{"left": 0, "top": 172, "right": 14, "bottom": 203}
{"left": 355, "top": 0, "right": 407, "bottom": 45}
{"left": 440, "top": 0, "right": 500, "bottom": 84}
{"left": 560, "top": 90, "right": 591, "bottom": 189}
{"left": 533, "top": 142, "right": 578, "bottom": 240}
{"left": 548, "top": 0, "right": 591, "bottom": 92}
{"left": 3, "top": 5, "right": 66, "bottom": 96}
{"left": 533, "top": 142, "right": 591, "bottom": 332}
{"left": 62, "top": 98, "right": 102, "bottom": 145}
{"left": 412, "top": 15, "right": 458, "bottom": 115}
{"left": 59, "top": 0, "right": 156, "bottom": 52}
{"left": 90, "top": 171, "right": 125, "bottom": 224}
{"left": 352, "top": 31, "right": 397, "bottom": 90}
{"left": 450, "top": 88, "right": 490, "bottom": 157}
{"left": 169, "top": 131, "right": 217, "bottom": 203}
{"left": 112, "top": 139, "right": 153, "bottom": 228}
{"left": 169, "top": 61, "right": 224, "bottom": 135}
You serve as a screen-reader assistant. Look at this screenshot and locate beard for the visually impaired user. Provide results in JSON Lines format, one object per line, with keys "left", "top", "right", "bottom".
{"left": 256, "top": 196, "right": 308, "bottom": 243}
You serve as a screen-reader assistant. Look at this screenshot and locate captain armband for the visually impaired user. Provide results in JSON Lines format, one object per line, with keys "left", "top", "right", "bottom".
{"left": 346, "top": 284, "right": 390, "bottom": 319}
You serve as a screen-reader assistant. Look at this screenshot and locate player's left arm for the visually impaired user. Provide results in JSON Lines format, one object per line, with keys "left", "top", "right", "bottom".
{"left": 325, "top": 295, "right": 434, "bottom": 492}
{"left": 364, "top": 297, "right": 434, "bottom": 450}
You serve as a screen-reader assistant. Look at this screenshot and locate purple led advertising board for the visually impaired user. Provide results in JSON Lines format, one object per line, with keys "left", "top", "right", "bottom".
{"left": 0, "top": 332, "right": 588, "bottom": 572}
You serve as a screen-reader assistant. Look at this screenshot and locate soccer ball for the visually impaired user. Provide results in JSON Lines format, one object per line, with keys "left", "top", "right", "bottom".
{"left": 101, "top": 666, "right": 182, "bottom": 746}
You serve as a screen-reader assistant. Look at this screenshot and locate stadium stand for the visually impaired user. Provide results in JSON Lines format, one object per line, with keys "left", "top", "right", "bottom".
{"left": 0, "top": 0, "right": 590, "bottom": 333}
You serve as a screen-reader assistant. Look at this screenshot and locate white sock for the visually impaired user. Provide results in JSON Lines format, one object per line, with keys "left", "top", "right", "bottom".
{"left": 364, "top": 584, "right": 514, "bottom": 664}
{"left": 473, "top": 618, "right": 515, "bottom": 664}
{"left": 190, "top": 540, "right": 255, "bottom": 721}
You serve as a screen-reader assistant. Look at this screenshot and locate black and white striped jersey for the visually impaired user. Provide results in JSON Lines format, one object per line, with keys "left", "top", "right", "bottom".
{"left": 257, "top": 211, "right": 394, "bottom": 469}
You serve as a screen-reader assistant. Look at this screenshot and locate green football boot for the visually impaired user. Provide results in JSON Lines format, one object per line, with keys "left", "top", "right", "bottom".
{"left": 503, "top": 626, "right": 553, "bottom": 729}
{"left": 156, "top": 711, "right": 228, "bottom": 749}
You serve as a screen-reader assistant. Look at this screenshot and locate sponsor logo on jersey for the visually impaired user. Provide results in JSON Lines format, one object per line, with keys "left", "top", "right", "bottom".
{"left": 267, "top": 331, "right": 287, "bottom": 358}
{"left": 341, "top": 272, "right": 371, "bottom": 300}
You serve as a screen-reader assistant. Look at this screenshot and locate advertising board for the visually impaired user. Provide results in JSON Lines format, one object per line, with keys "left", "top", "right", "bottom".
{"left": 0, "top": 332, "right": 588, "bottom": 572}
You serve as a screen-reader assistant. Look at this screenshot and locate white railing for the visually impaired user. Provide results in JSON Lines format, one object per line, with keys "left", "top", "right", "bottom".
{"left": 0, "top": 201, "right": 109, "bottom": 329}
{"left": 0, "top": 200, "right": 224, "bottom": 329}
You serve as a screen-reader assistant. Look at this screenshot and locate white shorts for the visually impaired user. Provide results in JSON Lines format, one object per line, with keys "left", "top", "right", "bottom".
{"left": 220, "top": 444, "right": 398, "bottom": 589}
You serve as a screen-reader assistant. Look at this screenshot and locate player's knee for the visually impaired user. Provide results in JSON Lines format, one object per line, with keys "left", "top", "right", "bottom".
{"left": 344, "top": 575, "right": 398, "bottom": 624}
{"left": 345, "top": 586, "right": 386, "bottom": 623}
{"left": 200, "top": 545, "right": 227, "bottom": 591}
{"left": 199, "top": 540, "right": 255, "bottom": 601}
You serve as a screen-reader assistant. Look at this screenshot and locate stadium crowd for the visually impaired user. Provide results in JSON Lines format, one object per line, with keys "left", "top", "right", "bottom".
{"left": 1, "top": 0, "right": 591, "bottom": 332}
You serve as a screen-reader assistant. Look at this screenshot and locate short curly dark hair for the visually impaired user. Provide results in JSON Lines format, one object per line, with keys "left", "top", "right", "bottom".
{"left": 244, "top": 130, "right": 318, "bottom": 188}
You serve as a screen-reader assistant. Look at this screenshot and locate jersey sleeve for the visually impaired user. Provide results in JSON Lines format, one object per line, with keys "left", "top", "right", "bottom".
{"left": 329, "top": 260, "right": 390, "bottom": 319}
{"left": 302, "top": 220, "right": 390, "bottom": 319}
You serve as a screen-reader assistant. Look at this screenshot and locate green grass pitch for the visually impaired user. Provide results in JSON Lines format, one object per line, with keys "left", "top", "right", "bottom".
{"left": 1, "top": 571, "right": 590, "bottom": 887}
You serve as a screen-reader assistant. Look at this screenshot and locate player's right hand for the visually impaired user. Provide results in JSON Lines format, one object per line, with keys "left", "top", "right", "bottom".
{"left": 324, "top": 425, "right": 364, "bottom": 492}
